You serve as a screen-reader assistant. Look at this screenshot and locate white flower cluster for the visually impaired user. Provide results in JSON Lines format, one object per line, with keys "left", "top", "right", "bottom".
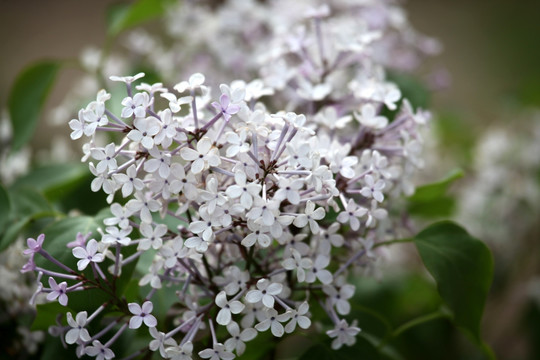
{"left": 28, "top": 2, "right": 433, "bottom": 359}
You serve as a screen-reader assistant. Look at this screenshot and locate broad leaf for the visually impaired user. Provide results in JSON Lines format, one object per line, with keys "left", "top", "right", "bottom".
{"left": 0, "top": 187, "right": 55, "bottom": 251}
{"left": 8, "top": 61, "right": 60, "bottom": 151}
{"left": 107, "top": 0, "right": 172, "bottom": 36}
{"left": 414, "top": 222, "right": 493, "bottom": 347}
{"left": 408, "top": 169, "right": 464, "bottom": 218}
{"left": 298, "top": 335, "right": 384, "bottom": 360}
{"left": 31, "top": 302, "right": 72, "bottom": 331}
{"left": 13, "top": 163, "right": 89, "bottom": 201}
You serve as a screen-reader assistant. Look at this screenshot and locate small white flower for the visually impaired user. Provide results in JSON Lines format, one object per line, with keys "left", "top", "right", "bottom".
{"left": 293, "top": 200, "right": 325, "bottom": 234}
{"left": 337, "top": 199, "right": 367, "bottom": 231}
{"left": 85, "top": 340, "right": 115, "bottom": 360}
{"left": 360, "top": 174, "right": 385, "bottom": 203}
{"left": 109, "top": 72, "right": 145, "bottom": 84}
{"left": 128, "top": 301, "right": 157, "bottom": 329}
{"left": 284, "top": 302, "right": 311, "bottom": 333}
{"left": 65, "top": 311, "right": 91, "bottom": 344}
{"left": 215, "top": 291, "right": 245, "bottom": 326}
{"left": 282, "top": 248, "right": 312, "bottom": 283}
{"left": 198, "top": 343, "right": 235, "bottom": 360}
{"left": 354, "top": 103, "right": 388, "bottom": 129}
{"left": 180, "top": 137, "right": 221, "bottom": 174}
{"left": 127, "top": 117, "right": 161, "bottom": 149}
{"left": 326, "top": 319, "right": 361, "bottom": 350}
{"left": 245, "top": 279, "right": 282, "bottom": 308}
{"left": 254, "top": 308, "right": 291, "bottom": 337}
{"left": 305, "top": 255, "right": 333, "bottom": 285}
{"left": 323, "top": 284, "right": 355, "bottom": 315}
{"left": 224, "top": 322, "right": 257, "bottom": 356}
{"left": 72, "top": 239, "right": 104, "bottom": 271}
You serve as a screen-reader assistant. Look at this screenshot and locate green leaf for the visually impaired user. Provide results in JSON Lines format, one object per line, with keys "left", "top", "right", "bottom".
{"left": 8, "top": 61, "right": 60, "bottom": 152}
{"left": 408, "top": 169, "right": 464, "bottom": 218}
{"left": 387, "top": 71, "right": 431, "bottom": 109}
{"left": 31, "top": 302, "right": 72, "bottom": 331}
{"left": 414, "top": 222, "right": 493, "bottom": 349}
{"left": 107, "top": 0, "right": 172, "bottom": 37}
{"left": 0, "top": 184, "right": 10, "bottom": 234}
{"left": 12, "top": 163, "right": 89, "bottom": 201}
{"left": 0, "top": 187, "right": 55, "bottom": 251}
{"left": 409, "top": 169, "right": 464, "bottom": 202}
{"left": 298, "top": 335, "right": 383, "bottom": 360}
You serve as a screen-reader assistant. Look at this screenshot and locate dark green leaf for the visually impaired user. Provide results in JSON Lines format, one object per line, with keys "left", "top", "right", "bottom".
{"left": 40, "top": 334, "right": 79, "bottom": 360}
{"left": 0, "top": 187, "right": 55, "bottom": 251}
{"left": 107, "top": 0, "right": 173, "bottom": 36}
{"left": 408, "top": 169, "right": 464, "bottom": 218}
{"left": 0, "top": 184, "right": 10, "bottom": 234}
{"left": 298, "top": 335, "right": 383, "bottom": 360}
{"left": 31, "top": 302, "right": 71, "bottom": 331}
{"left": 13, "top": 163, "right": 89, "bottom": 201}
{"left": 409, "top": 169, "right": 464, "bottom": 202}
{"left": 8, "top": 61, "right": 60, "bottom": 151}
{"left": 387, "top": 71, "right": 430, "bottom": 109}
{"left": 414, "top": 222, "right": 493, "bottom": 347}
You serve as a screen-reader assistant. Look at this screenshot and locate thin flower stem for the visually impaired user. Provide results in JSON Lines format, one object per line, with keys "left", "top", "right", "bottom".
{"left": 271, "top": 124, "right": 289, "bottom": 162}
{"left": 104, "top": 322, "right": 128, "bottom": 348}
{"left": 201, "top": 112, "right": 223, "bottom": 131}
{"left": 165, "top": 314, "right": 197, "bottom": 339}
{"left": 274, "top": 296, "right": 292, "bottom": 310}
{"left": 113, "top": 244, "right": 121, "bottom": 277}
{"left": 35, "top": 267, "right": 78, "bottom": 280}
{"left": 38, "top": 250, "right": 75, "bottom": 274}
{"left": 372, "top": 237, "right": 413, "bottom": 249}
{"left": 67, "top": 282, "right": 84, "bottom": 291}
{"left": 210, "top": 167, "right": 235, "bottom": 177}
{"left": 91, "top": 319, "right": 119, "bottom": 341}
{"left": 87, "top": 304, "right": 107, "bottom": 323}
{"left": 106, "top": 109, "right": 129, "bottom": 127}
{"left": 97, "top": 126, "right": 124, "bottom": 132}
{"left": 252, "top": 132, "right": 259, "bottom": 162}
{"left": 275, "top": 128, "right": 298, "bottom": 160}
{"left": 121, "top": 251, "right": 143, "bottom": 266}
{"left": 209, "top": 319, "right": 217, "bottom": 345}
{"left": 334, "top": 250, "right": 365, "bottom": 277}
{"left": 191, "top": 90, "right": 199, "bottom": 129}
{"left": 93, "top": 262, "right": 107, "bottom": 280}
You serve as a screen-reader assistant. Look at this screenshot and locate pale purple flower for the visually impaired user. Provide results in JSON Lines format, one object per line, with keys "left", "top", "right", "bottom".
{"left": 65, "top": 311, "right": 91, "bottom": 344}
{"left": 326, "top": 319, "right": 361, "bottom": 350}
{"left": 337, "top": 199, "right": 367, "bottom": 231}
{"left": 254, "top": 308, "right": 291, "bottom": 337}
{"left": 127, "top": 117, "right": 161, "bottom": 149}
{"left": 24, "top": 234, "right": 44, "bottom": 255}
{"left": 198, "top": 343, "right": 235, "bottom": 360}
{"left": 85, "top": 339, "right": 115, "bottom": 360}
{"left": 354, "top": 103, "right": 388, "bottom": 129}
{"left": 245, "top": 279, "right": 282, "bottom": 308}
{"left": 72, "top": 239, "right": 104, "bottom": 271}
{"left": 180, "top": 136, "right": 221, "bottom": 174}
{"left": 305, "top": 255, "right": 333, "bottom": 285}
{"left": 215, "top": 291, "right": 245, "bottom": 326}
{"left": 360, "top": 174, "right": 386, "bottom": 202}
{"left": 109, "top": 72, "right": 145, "bottom": 84}
{"left": 47, "top": 277, "right": 68, "bottom": 306}
{"left": 284, "top": 302, "right": 311, "bottom": 333}
{"left": 128, "top": 301, "right": 157, "bottom": 329}
{"left": 212, "top": 94, "right": 240, "bottom": 122}
{"left": 224, "top": 322, "right": 256, "bottom": 356}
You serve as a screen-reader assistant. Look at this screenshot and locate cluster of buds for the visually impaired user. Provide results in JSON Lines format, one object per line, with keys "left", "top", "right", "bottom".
{"left": 23, "top": 3, "right": 431, "bottom": 359}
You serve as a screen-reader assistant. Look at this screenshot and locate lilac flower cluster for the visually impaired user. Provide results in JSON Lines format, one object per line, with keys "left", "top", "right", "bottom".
{"left": 23, "top": 4, "right": 431, "bottom": 359}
